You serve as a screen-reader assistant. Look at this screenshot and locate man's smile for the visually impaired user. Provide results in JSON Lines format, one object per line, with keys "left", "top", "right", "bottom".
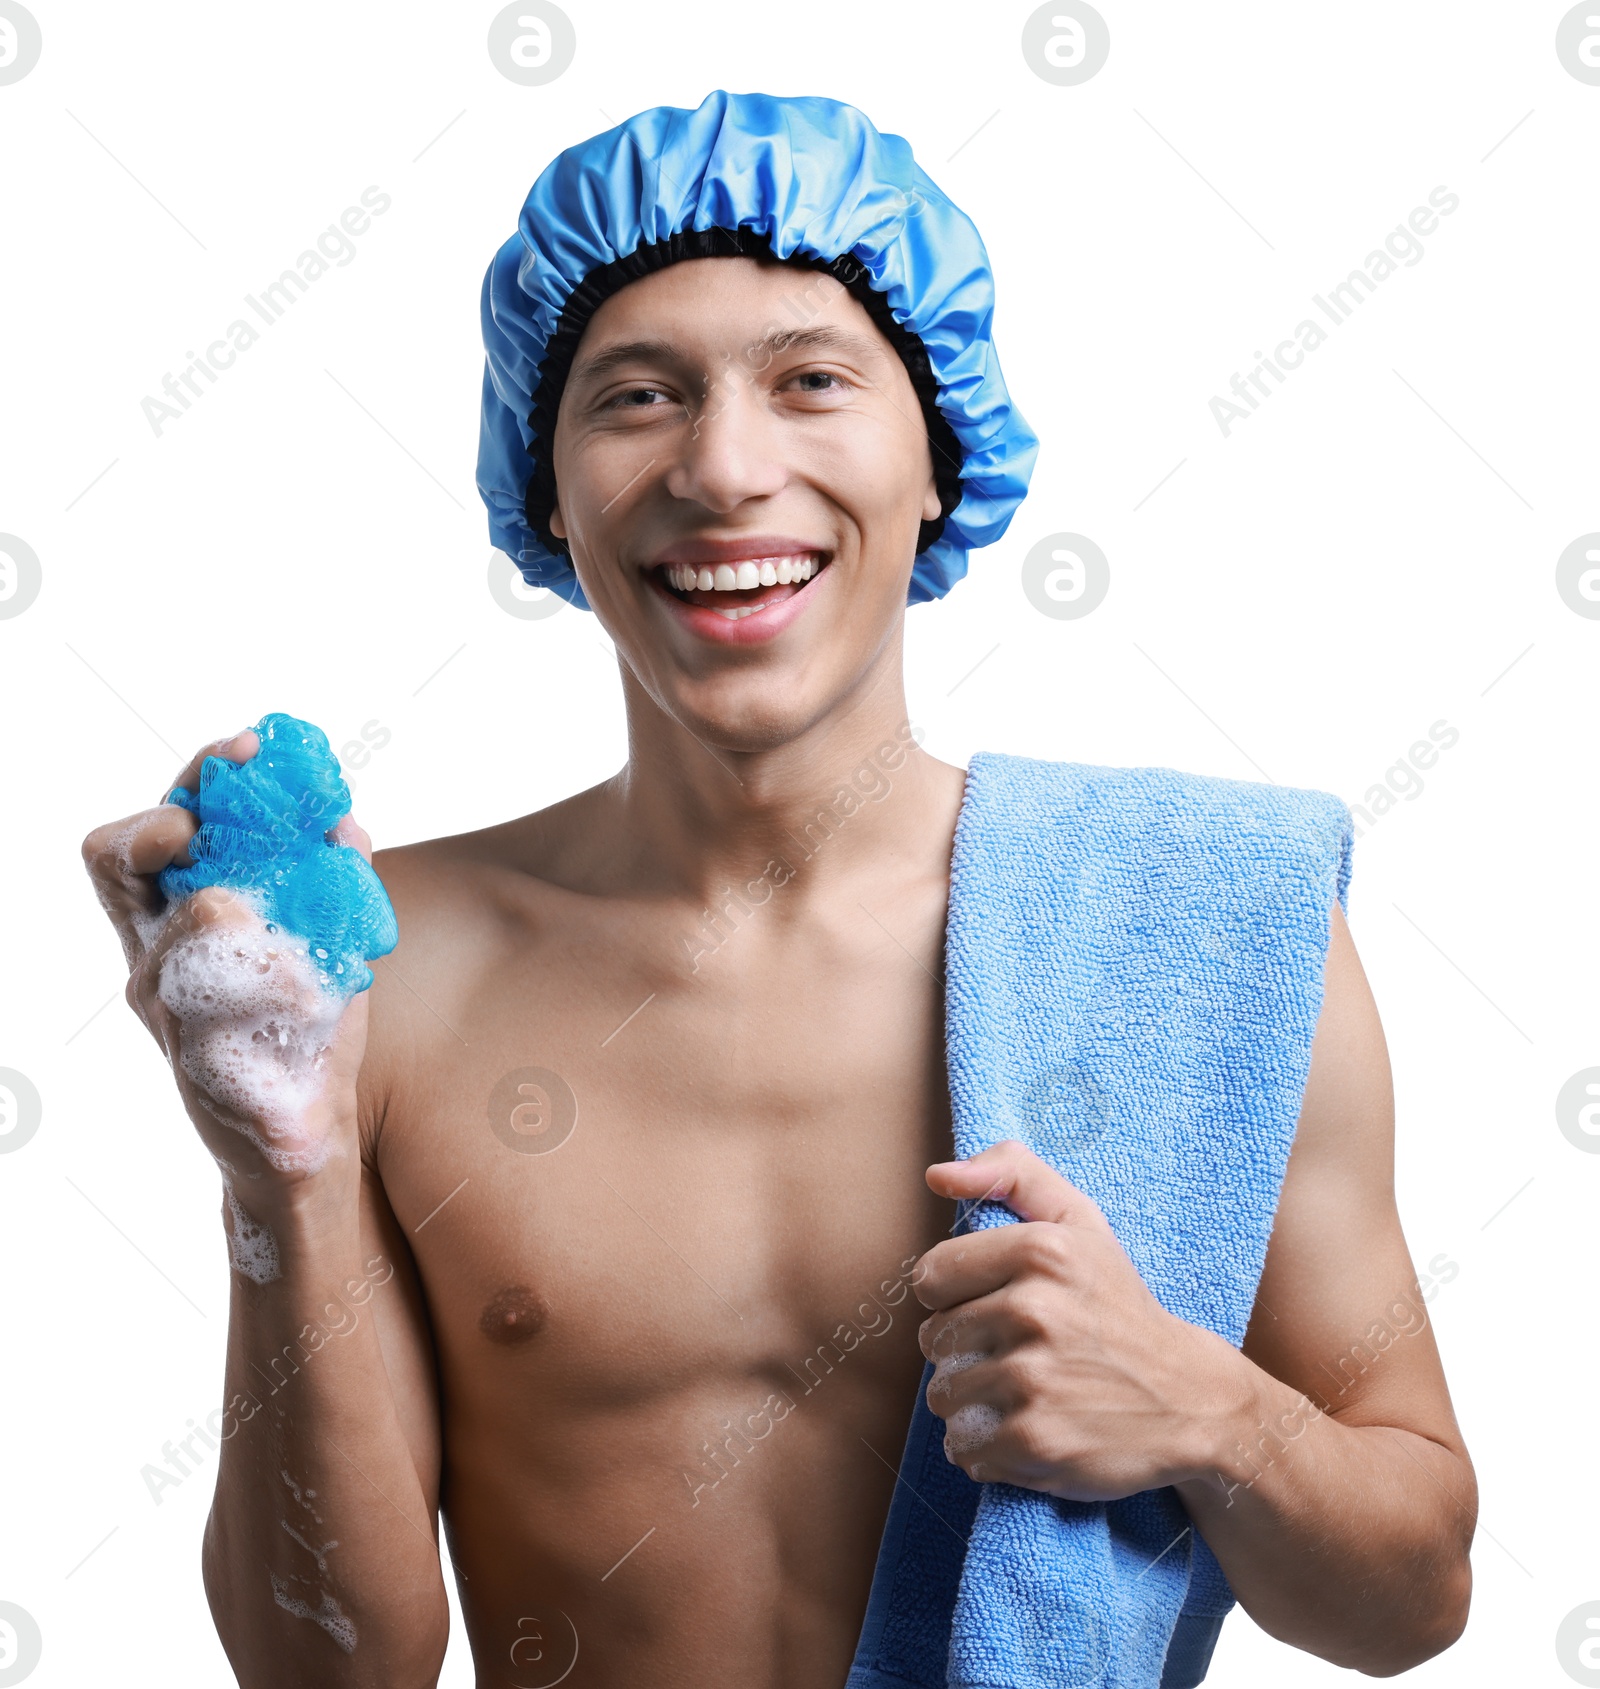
{"left": 645, "top": 535, "right": 833, "bottom": 640}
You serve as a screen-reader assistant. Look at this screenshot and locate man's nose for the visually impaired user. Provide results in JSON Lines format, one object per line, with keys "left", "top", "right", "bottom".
{"left": 662, "top": 370, "right": 787, "bottom": 513}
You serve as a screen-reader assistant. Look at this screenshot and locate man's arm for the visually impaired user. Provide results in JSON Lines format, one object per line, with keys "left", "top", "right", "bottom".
{"left": 913, "top": 905, "right": 1474, "bottom": 1677}
{"left": 202, "top": 1161, "right": 450, "bottom": 1689}
{"left": 1172, "top": 903, "right": 1474, "bottom": 1672}
{"left": 82, "top": 736, "right": 451, "bottom": 1688}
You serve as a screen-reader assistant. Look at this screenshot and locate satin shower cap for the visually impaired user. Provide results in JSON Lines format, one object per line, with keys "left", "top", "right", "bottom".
{"left": 477, "top": 89, "right": 1037, "bottom": 611}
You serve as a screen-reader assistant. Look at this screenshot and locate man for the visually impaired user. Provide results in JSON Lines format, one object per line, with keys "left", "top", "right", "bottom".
{"left": 83, "top": 91, "right": 1473, "bottom": 1687}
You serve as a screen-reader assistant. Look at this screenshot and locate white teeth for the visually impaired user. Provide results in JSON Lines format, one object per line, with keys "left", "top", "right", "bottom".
{"left": 712, "top": 602, "right": 769, "bottom": 620}
{"left": 662, "top": 553, "right": 824, "bottom": 595}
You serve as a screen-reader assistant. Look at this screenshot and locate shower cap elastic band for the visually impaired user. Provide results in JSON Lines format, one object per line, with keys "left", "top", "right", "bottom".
{"left": 477, "top": 88, "right": 1038, "bottom": 611}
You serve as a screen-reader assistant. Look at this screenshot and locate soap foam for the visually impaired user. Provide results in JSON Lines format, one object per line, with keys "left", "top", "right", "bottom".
{"left": 224, "top": 1189, "right": 281, "bottom": 1283}
{"left": 927, "top": 1347, "right": 990, "bottom": 1397}
{"left": 281, "top": 1468, "right": 324, "bottom": 1524}
{"left": 156, "top": 894, "right": 345, "bottom": 1173}
{"left": 270, "top": 1572, "right": 357, "bottom": 1653}
{"left": 943, "top": 1402, "right": 1004, "bottom": 1455}
{"left": 281, "top": 1520, "right": 339, "bottom": 1574}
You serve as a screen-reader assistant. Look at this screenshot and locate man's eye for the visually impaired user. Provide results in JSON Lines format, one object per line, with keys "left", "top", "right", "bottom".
{"left": 607, "top": 386, "right": 670, "bottom": 409}
{"left": 788, "top": 370, "right": 844, "bottom": 393}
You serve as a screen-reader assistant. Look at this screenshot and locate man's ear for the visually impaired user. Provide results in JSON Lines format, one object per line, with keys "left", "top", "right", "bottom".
{"left": 548, "top": 501, "right": 567, "bottom": 541}
{"left": 921, "top": 475, "right": 941, "bottom": 524}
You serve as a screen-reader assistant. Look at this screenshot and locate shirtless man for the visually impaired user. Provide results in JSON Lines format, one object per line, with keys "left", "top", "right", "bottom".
{"left": 82, "top": 103, "right": 1475, "bottom": 1689}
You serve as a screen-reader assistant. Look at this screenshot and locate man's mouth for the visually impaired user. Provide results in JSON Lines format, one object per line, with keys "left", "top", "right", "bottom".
{"left": 653, "top": 551, "right": 829, "bottom": 621}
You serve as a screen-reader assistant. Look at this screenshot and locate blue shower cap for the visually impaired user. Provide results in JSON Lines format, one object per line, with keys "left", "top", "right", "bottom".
{"left": 477, "top": 89, "right": 1038, "bottom": 610}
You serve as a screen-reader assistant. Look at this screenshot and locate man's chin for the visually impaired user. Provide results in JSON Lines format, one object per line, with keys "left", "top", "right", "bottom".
{"left": 654, "top": 676, "right": 848, "bottom": 760}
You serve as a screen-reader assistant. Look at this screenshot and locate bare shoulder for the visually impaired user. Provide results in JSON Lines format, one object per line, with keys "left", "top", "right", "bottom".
{"left": 369, "top": 778, "right": 612, "bottom": 953}
{"left": 353, "top": 785, "right": 604, "bottom": 1152}
{"left": 1275, "top": 903, "right": 1394, "bottom": 1194}
{"left": 1243, "top": 904, "right": 1469, "bottom": 1453}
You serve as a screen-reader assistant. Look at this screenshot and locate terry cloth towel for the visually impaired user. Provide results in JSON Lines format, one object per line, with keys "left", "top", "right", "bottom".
{"left": 846, "top": 751, "right": 1354, "bottom": 1689}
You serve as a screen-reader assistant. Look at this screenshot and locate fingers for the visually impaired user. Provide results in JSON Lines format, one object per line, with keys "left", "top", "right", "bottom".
{"left": 917, "top": 1268, "right": 1065, "bottom": 1389}
{"left": 923, "top": 1338, "right": 1007, "bottom": 1417}
{"left": 327, "top": 812, "right": 372, "bottom": 861}
{"left": 167, "top": 727, "right": 259, "bottom": 802}
{"left": 918, "top": 1293, "right": 1003, "bottom": 1365}
{"left": 920, "top": 1339, "right": 1017, "bottom": 1482}
{"left": 83, "top": 730, "right": 263, "bottom": 968}
{"left": 912, "top": 1220, "right": 1075, "bottom": 1311}
{"left": 925, "top": 1139, "right": 1104, "bottom": 1228}
{"left": 126, "top": 884, "right": 269, "bottom": 1049}
{"left": 131, "top": 884, "right": 360, "bottom": 1173}
{"left": 918, "top": 1311, "right": 1051, "bottom": 1489}
{"left": 83, "top": 804, "right": 200, "bottom": 967}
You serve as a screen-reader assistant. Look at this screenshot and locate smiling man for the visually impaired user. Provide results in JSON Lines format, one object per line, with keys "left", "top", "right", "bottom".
{"left": 84, "top": 91, "right": 1474, "bottom": 1689}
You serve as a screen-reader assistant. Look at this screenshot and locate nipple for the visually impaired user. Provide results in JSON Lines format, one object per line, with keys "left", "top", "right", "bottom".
{"left": 478, "top": 1285, "right": 549, "bottom": 1345}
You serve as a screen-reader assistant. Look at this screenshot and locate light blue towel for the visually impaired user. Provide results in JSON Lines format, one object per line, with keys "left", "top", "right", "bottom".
{"left": 848, "top": 752, "right": 1353, "bottom": 1689}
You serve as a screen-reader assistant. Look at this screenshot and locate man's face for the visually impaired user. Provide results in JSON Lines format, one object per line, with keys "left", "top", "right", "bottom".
{"left": 548, "top": 256, "right": 942, "bottom": 753}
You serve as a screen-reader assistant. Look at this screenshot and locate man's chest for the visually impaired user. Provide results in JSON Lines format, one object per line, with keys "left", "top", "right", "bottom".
{"left": 374, "top": 905, "right": 957, "bottom": 1409}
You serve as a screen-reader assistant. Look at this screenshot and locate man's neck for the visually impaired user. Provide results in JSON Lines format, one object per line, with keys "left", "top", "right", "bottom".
{"left": 563, "top": 655, "right": 964, "bottom": 907}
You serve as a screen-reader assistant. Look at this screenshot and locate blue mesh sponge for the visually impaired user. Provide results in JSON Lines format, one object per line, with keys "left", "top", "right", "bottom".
{"left": 157, "top": 713, "right": 398, "bottom": 995}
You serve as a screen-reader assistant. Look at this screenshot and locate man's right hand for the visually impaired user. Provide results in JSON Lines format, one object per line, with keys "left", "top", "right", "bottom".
{"left": 80, "top": 728, "right": 372, "bottom": 1207}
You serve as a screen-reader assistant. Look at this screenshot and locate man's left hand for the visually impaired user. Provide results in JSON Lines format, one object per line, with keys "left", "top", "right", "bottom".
{"left": 915, "top": 1140, "right": 1250, "bottom": 1501}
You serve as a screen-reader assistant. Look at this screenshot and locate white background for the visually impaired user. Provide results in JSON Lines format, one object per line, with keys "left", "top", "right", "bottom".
{"left": 1, "top": 2, "right": 1595, "bottom": 1684}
